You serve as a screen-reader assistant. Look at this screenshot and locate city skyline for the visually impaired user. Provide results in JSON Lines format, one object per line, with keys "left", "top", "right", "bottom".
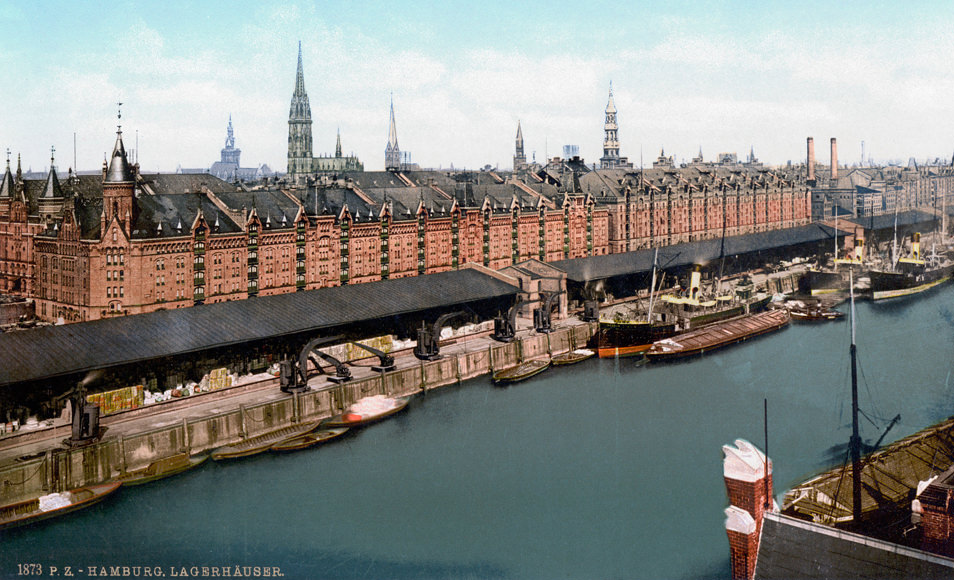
{"left": 2, "top": 1, "right": 953, "bottom": 173}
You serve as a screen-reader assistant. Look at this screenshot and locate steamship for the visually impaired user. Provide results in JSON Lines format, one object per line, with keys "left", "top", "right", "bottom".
{"left": 802, "top": 234, "right": 867, "bottom": 296}
{"left": 594, "top": 267, "right": 769, "bottom": 357}
{"left": 869, "top": 233, "right": 954, "bottom": 300}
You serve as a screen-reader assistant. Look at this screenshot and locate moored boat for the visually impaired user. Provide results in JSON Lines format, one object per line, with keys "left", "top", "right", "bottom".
{"left": 211, "top": 421, "right": 322, "bottom": 461}
{"left": 0, "top": 482, "right": 122, "bottom": 531}
{"left": 114, "top": 452, "right": 208, "bottom": 486}
{"left": 869, "top": 233, "right": 954, "bottom": 300}
{"left": 551, "top": 349, "right": 595, "bottom": 366}
{"left": 269, "top": 427, "right": 349, "bottom": 452}
{"left": 322, "top": 395, "right": 411, "bottom": 428}
{"left": 645, "top": 309, "right": 790, "bottom": 361}
{"left": 492, "top": 358, "right": 551, "bottom": 384}
{"left": 789, "top": 305, "right": 844, "bottom": 321}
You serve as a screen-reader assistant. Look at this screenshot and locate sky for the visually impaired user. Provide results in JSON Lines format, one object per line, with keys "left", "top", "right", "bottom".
{"left": 1, "top": 0, "right": 953, "bottom": 174}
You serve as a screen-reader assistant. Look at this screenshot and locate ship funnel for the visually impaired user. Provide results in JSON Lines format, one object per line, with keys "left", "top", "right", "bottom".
{"left": 690, "top": 267, "right": 702, "bottom": 300}
{"left": 912, "top": 232, "right": 921, "bottom": 260}
{"left": 855, "top": 236, "right": 864, "bottom": 261}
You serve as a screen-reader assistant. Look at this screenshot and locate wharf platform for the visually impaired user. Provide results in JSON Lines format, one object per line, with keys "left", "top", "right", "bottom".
{"left": 0, "top": 317, "right": 595, "bottom": 505}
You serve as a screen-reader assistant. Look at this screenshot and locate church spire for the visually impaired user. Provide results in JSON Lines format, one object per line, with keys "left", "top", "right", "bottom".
{"left": 513, "top": 120, "right": 526, "bottom": 172}
{"left": 385, "top": 94, "right": 401, "bottom": 171}
{"left": 335, "top": 127, "right": 342, "bottom": 158}
{"left": 287, "top": 41, "right": 313, "bottom": 180}
{"left": 600, "top": 82, "right": 621, "bottom": 169}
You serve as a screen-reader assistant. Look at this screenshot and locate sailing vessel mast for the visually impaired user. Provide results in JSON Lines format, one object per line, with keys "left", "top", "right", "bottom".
{"left": 646, "top": 248, "right": 659, "bottom": 323}
{"left": 849, "top": 269, "right": 862, "bottom": 524}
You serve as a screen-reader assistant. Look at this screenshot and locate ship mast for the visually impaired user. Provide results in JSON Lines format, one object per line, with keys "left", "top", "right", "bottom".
{"left": 646, "top": 248, "right": 659, "bottom": 324}
{"left": 849, "top": 269, "right": 862, "bottom": 524}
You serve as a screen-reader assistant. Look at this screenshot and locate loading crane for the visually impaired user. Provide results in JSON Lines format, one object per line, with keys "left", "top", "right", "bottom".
{"left": 414, "top": 311, "right": 468, "bottom": 361}
{"left": 492, "top": 296, "right": 525, "bottom": 343}
{"left": 353, "top": 342, "right": 396, "bottom": 372}
{"left": 533, "top": 291, "right": 564, "bottom": 334}
{"left": 280, "top": 336, "right": 351, "bottom": 393}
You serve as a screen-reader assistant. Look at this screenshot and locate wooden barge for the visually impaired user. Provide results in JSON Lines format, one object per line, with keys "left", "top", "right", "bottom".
{"left": 551, "top": 349, "right": 595, "bottom": 366}
{"left": 270, "top": 428, "right": 349, "bottom": 452}
{"left": 114, "top": 452, "right": 208, "bottom": 486}
{"left": 322, "top": 396, "right": 411, "bottom": 429}
{"left": 645, "top": 309, "right": 791, "bottom": 361}
{"left": 492, "top": 358, "right": 551, "bottom": 384}
{"left": 211, "top": 421, "right": 322, "bottom": 461}
{"left": 0, "top": 482, "right": 122, "bottom": 531}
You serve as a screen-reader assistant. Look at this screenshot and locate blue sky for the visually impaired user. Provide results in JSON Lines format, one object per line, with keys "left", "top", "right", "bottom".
{"left": 1, "top": 1, "right": 952, "bottom": 173}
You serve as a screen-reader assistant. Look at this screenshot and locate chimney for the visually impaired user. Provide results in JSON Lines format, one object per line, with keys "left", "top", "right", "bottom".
{"left": 918, "top": 466, "right": 954, "bottom": 557}
{"left": 806, "top": 137, "right": 815, "bottom": 182}
{"left": 723, "top": 439, "right": 774, "bottom": 580}
{"left": 831, "top": 138, "right": 838, "bottom": 181}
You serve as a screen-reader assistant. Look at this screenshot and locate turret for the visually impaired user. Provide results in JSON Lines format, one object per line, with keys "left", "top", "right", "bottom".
{"left": 101, "top": 107, "right": 137, "bottom": 237}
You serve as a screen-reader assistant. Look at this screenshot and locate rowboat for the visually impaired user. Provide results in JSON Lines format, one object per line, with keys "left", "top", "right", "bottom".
{"left": 270, "top": 428, "right": 349, "bottom": 452}
{"left": 645, "top": 309, "right": 790, "bottom": 361}
{"left": 115, "top": 452, "right": 208, "bottom": 486}
{"left": 0, "top": 482, "right": 122, "bottom": 531}
{"left": 211, "top": 421, "right": 322, "bottom": 461}
{"left": 322, "top": 396, "right": 411, "bottom": 429}
{"left": 789, "top": 306, "right": 844, "bottom": 321}
{"left": 551, "top": 349, "right": 595, "bottom": 366}
{"left": 492, "top": 358, "right": 551, "bottom": 384}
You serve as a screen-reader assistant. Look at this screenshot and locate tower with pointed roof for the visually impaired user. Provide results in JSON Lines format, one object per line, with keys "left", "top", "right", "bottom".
{"left": 288, "top": 42, "right": 314, "bottom": 180}
{"left": 385, "top": 95, "right": 401, "bottom": 171}
{"left": 600, "top": 82, "right": 621, "bottom": 169}
{"left": 102, "top": 107, "right": 137, "bottom": 236}
{"left": 221, "top": 115, "right": 241, "bottom": 166}
{"left": 514, "top": 121, "right": 527, "bottom": 172}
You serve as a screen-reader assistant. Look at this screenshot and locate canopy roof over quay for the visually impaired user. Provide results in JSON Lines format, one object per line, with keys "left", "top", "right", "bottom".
{"left": 553, "top": 223, "right": 851, "bottom": 284}
{"left": 0, "top": 267, "right": 519, "bottom": 388}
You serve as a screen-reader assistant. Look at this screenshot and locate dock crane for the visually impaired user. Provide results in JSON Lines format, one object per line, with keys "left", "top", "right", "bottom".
{"left": 52, "top": 370, "right": 107, "bottom": 448}
{"left": 533, "top": 291, "right": 564, "bottom": 334}
{"left": 491, "top": 296, "right": 525, "bottom": 343}
{"left": 280, "top": 336, "right": 351, "bottom": 393}
{"left": 353, "top": 342, "right": 396, "bottom": 372}
{"left": 414, "top": 311, "right": 467, "bottom": 361}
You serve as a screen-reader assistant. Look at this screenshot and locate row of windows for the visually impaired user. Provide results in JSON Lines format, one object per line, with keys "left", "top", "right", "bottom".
{"left": 106, "top": 286, "right": 124, "bottom": 298}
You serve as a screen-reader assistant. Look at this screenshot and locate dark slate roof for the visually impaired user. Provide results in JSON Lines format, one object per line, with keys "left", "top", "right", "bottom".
{"left": 105, "top": 132, "right": 134, "bottom": 183}
{"left": 139, "top": 173, "right": 238, "bottom": 195}
{"left": 553, "top": 223, "right": 849, "bottom": 282}
{"left": 132, "top": 194, "right": 243, "bottom": 238}
{"left": 214, "top": 190, "right": 300, "bottom": 229}
{"left": 293, "top": 187, "right": 377, "bottom": 218}
{"left": 846, "top": 210, "right": 938, "bottom": 231}
{"left": 40, "top": 167, "right": 62, "bottom": 198}
{"left": 0, "top": 165, "right": 14, "bottom": 198}
{"left": 0, "top": 268, "right": 519, "bottom": 387}
{"left": 755, "top": 513, "right": 954, "bottom": 579}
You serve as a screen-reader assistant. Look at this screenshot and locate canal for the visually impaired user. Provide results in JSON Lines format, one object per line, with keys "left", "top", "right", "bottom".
{"left": 4, "top": 287, "right": 954, "bottom": 579}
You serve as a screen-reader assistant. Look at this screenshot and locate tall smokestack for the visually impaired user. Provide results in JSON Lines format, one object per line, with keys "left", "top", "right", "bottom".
{"left": 807, "top": 137, "right": 815, "bottom": 182}
{"left": 831, "top": 137, "right": 838, "bottom": 181}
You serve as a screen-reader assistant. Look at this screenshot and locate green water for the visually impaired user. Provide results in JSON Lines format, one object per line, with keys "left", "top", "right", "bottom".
{"left": 3, "top": 288, "right": 954, "bottom": 579}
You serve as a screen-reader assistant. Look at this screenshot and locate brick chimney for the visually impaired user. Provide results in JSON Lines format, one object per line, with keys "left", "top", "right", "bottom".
{"left": 723, "top": 439, "right": 774, "bottom": 580}
{"left": 831, "top": 137, "right": 838, "bottom": 181}
{"left": 919, "top": 466, "right": 954, "bottom": 557}
{"left": 807, "top": 137, "right": 815, "bottom": 182}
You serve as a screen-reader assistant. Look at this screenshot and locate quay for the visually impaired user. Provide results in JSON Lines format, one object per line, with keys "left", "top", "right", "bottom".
{"left": 0, "top": 316, "right": 594, "bottom": 506}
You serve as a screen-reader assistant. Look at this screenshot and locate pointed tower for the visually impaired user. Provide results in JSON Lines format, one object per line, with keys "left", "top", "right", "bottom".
{"left": 102, "top": 107, "right": 137, "bottom": 236}
{"left": 385, "top": 95, "right": 401, "bottom": 171}
{"left": 221, "top": 114, "right": 241, "bottom": 165}
{"left": 514, "top": 120, "right": 526, "bottom": 172}
{"left": 0, "top": 150, "right": 14, "bottom": 199}
{"left": 40, "top": 148, "right": 63, "bottom": 200}
{"left": 335, "top": 128, "right": 342, "bottom": 158}
{"left": 287, "top": 42, "right": 314, "bottom": 179}
{"left": 600, "top": 82, "right": 621, "bottom": 169}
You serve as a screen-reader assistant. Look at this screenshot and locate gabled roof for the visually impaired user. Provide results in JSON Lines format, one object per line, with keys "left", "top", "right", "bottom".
{"left": 132, "top": 193, "right": 243, "bottom": 238}
{"left": 553, "top": 223, "right": 850, "bottom": 283}
{"left": 755, "top": 513, "right": 954, "bottom": 579}
{"left": 0, "top": 268, "right": 519, "bottom": 388}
